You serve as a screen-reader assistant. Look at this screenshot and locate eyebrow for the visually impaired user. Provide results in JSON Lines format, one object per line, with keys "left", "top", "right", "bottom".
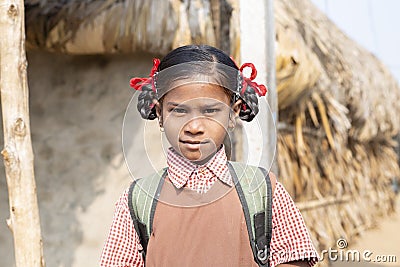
{"left": 202, "top": 103, "right": 224, "bottom": 109}
{"left": 166, "top": 102, "right": 224, "bottom": 108}
{"left": 166, "top": 102, "right": 189, "bottom": 108}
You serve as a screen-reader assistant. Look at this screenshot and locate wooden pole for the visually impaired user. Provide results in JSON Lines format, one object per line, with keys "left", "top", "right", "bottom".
{"left": 0, "top": 1, "right": 45, "bottom": 266}
{"left": 296, "top": 195, "right": 352, "bottom": 211}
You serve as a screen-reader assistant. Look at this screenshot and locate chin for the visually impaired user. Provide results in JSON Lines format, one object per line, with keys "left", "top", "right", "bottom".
{"left": 175, "top": 141, "right": 219, "bottom": 163}
{"left": 185, "top": 151, "right": 215, "bottom": 164}
{"left": 182, "top": 151, "right": 203, "bottom": 161}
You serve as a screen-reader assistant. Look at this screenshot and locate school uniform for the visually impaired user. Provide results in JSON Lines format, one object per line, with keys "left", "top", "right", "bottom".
{"left": 100, "top": 147, "right": 318, "bottom": 266}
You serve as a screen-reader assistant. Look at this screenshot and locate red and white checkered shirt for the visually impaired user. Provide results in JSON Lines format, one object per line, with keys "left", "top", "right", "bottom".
{"left": 167, "top": 147, "right": 232, "bottom": 193}
{"left": 100, "top": 147, "right": 319, "bottom": 267}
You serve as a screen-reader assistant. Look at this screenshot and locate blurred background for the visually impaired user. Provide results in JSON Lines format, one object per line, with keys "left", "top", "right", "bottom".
{"left": 312, "top": 0, "right": 400, "bottom": 83}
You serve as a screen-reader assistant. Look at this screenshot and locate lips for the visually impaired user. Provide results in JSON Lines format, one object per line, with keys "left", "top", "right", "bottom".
{"left": 180, "top": 139, "right": 208, "bottom": 144}
{"left": 179, "top": 139, "right": 209, "bottom": 150}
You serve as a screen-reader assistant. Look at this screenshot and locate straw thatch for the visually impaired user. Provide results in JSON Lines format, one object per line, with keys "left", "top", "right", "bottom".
{"left": 25, "top": 0, "right": 225, "bottom": 54}
{"left": 275, "top": 0, "right": 400, "bottom": 141}
{"left": 24, "top": 0, "right": 400, "bottom": 265}
{"left": 275, "top": 0, "right": 400, "bottom": 260}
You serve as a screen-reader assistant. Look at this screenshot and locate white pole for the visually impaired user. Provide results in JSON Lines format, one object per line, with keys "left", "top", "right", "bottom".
{"left": 239, "top": 0, "right": 277, "bottom": 173}
{"left": 265, "top": 0, "right": 278, "bottom": 175}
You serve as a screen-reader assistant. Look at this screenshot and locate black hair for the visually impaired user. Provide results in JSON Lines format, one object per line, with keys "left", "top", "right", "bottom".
{"left": 137, "top": 44, "right": 260, "bottom": 122}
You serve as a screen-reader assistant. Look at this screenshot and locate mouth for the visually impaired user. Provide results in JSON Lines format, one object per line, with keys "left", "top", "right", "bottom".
{"left": 180, "top": 139, "right": 209, "bottom": 144}
{"left": 179, "top": 139, "right": 209, "bottom": 149}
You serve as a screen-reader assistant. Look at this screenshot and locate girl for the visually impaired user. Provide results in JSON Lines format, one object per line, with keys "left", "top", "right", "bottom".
{"left": 100, "top": 45, "right": 318, "bottom": 267}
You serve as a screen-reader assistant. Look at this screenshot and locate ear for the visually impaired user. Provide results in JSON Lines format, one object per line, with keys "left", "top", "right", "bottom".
{"left": 229, "top": 99, "right": 242, "bottom": 128}
{"left": 231, "top": 99, "right": 242, "bottom": 117}
{"left": 153, "top": 99, "right": 162, "bottom": 125}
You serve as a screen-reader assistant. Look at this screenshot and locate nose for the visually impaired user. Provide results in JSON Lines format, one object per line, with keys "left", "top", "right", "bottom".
{"left": 183, "top": 117, "right": 205, "bottom": 136}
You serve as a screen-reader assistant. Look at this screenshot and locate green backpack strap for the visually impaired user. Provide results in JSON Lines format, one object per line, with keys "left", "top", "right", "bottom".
{"left": 128, "top": 168, "right": 167, "bottom": 260}
{"left": 228, "top": 161, "right": 273, "bottom": 267}
{"left": 257, "top": 167, "right": 273, "bottom": 265}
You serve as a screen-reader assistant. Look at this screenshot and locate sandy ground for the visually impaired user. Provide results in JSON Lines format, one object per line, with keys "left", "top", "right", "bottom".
{"left": 329, "top": 196, "right": 400, "bottom": 267}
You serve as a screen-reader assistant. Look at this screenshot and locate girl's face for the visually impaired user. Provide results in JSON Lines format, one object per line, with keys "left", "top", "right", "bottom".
{"left": 156, "top": 83, "right": 241, "bottom": 164}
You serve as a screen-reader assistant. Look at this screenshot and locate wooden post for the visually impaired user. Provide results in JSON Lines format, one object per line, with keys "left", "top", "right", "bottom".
{"left": 0, "top": 1, "right": 45, "bottom": 266}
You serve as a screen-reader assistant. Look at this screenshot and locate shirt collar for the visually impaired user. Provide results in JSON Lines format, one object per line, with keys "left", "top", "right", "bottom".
{"left": 167, "top": 145, "right": 232, "bottom": 189}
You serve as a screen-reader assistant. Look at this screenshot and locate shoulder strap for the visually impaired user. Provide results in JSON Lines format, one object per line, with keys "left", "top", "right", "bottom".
{"left": 128, "top": 168, "right": 167, "bottom": 260}
{"left": 228, "top": 161, "right": 273, "bottom": 267}
{"left": 128, "top": 180, "right": 148, "bottom": 252}
{"left": 258, "top": 167, "right": 273, "bottom": 264}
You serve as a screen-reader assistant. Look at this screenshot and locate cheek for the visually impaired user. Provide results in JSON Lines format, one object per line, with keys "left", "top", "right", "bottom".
{"left": 162, "top": 113, "right": 187, "bottom": 145}
{"left": 208, "top": 117, "right": 229, "bottom": 138}
{"left": 163, "top": 112, "right": 185, "bottom": 130}
{"left": 163, "top": 125, "right": 181, "bottom": 149}
{"left": 212, "top": 111, "right": 230, "bottom": 127}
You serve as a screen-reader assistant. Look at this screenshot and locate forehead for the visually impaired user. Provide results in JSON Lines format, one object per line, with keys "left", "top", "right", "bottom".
{"left": 162, "top": 83, "right": 230, "bottom": 104}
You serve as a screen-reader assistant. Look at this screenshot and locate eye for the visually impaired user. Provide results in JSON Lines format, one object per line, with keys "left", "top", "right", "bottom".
{"left": 203, "top": 108, "right": 220, "bottom": 114}
{"left": 171, "top": 107, "right": 187, "bottom": 114}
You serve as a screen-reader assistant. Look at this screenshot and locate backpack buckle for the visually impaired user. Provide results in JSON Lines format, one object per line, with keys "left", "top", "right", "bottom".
{"left": 255, "top": 243, "right": 269, "bottom": 265}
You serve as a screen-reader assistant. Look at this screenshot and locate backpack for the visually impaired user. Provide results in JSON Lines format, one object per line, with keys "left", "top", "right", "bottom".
{"left": 128, "top": 161, "right": 273, "bottom": 266}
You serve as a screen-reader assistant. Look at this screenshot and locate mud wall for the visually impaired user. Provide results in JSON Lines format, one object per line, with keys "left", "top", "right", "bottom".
{"left": 0, "top": 51, "right": 162, "bottom": 266}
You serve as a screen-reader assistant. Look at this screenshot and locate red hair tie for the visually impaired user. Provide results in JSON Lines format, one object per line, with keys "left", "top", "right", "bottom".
{"left": 239, "top": 63, "right": 268, "bottom": 97}
{"left": 130, "top": 58, "right": 160, "bottom": 92}
{"left": 149, "top": 58, "right": 160, "bottom": 76}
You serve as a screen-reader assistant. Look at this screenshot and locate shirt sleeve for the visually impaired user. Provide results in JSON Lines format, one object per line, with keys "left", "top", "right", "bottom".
{"left": 269, "top": 182, "right": 319, "bottom": 267}
{"left": 100, "top": 187, "right": 145, "bottom": 267}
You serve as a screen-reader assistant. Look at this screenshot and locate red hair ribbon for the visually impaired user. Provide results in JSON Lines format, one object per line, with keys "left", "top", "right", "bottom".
{"left": 239, "top": 63, "right": 268, "bottom": 96}
{"left": 129, "top": 58, "right": 161, "bottom": 92}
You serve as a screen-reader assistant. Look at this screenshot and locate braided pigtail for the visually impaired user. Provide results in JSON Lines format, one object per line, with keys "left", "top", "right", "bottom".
{"left": 239, "top": 84, "right": 259, "bottom": 122}
{"left": 130, "top": 58, "right": 160, "bottom": 120}
{"left": 137, "top": 83, "right": 158, "bottom": 120}
{"left": 237, "top": 63, "right": 268, "bottom": 122}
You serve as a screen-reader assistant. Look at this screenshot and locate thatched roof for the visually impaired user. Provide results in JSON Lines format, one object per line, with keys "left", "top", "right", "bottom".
{"left": 25, "top": 0, "right": 220, "bottom": 54}
{"left": 275, "top": 0, "right": 400, "bottom": 142}
{"left": 274, "top": 0, "right": 400, "bottom": 256}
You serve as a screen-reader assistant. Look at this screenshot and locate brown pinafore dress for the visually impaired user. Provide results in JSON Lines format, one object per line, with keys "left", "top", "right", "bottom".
{"left": 145, "top": 179, "right": 258, "bottom": 267}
